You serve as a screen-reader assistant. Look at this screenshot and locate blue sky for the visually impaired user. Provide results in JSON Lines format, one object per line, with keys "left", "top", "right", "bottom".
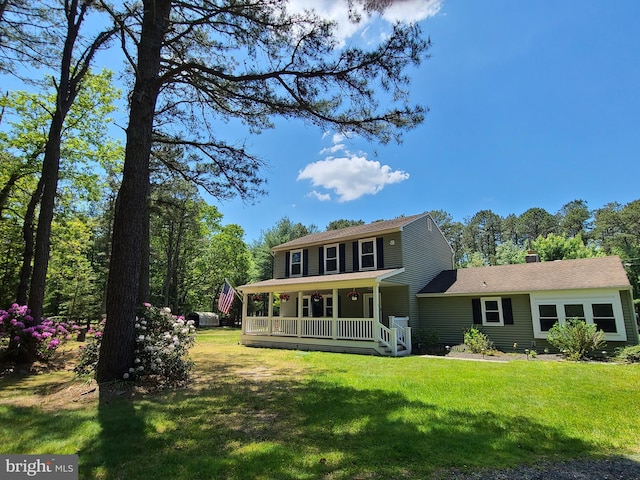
{"left": 216, "top": 0, "right": 640, "bottom": 243}
{"left": 3, "top": 1, "right": 638, "bottom": 244}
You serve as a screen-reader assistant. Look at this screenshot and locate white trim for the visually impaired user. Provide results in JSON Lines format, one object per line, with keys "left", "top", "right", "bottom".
{"left": 359, "top": 237, "right": 377, "bottom": 271}
{"left": 530, "top": 290, "right": 627, "bottom": 341}
{"left": 290, "top": 249, "right": 303, "bottom": 277}
{"left": 324, "top": 243, "right": 339, "bottom": 274}
{"left": 481, "top": 296, "right": 504, "bottom": 326}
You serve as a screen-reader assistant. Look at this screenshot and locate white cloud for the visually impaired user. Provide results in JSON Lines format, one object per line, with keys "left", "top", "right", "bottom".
{"left": 297, "top": 155, "right": 409, "bottom": 202}
{"left": 380, "top": 0, "right": 443, "bottom": 23}
{"left": 319, "top": 143, "right": 346, "bottom": 155}
{"left": 308, "top": 190, "right": 332, "bottom": 201}
{"left": 286, "top": 0, "right": 442, "bottom": 45}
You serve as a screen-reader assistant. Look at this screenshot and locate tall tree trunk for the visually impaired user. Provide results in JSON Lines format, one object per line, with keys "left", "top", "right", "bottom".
{"left": 137, "top": 200, "right": 150, "bottom": 306}
{"left": 16, "top": 177, "right": 44, "bottom": 305}
{"left": 162, "top": 220, "right": 174, "bottom": 307}
{"left": 0, "top": 172, "right": 21, "bottom": 219}
{"left": 97, "top": 0, "right": 171, "bottom": 382}
{"left": 28, "top": 112, "right": 64, "bottom": 323}
{"left": 27, "top": 0, "right": 85, "bottom": 325}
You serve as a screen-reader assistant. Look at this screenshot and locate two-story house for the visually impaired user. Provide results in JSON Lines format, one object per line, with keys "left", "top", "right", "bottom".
{"left": 238, "top": 213, "right": 454, "bottom": 356}
{"left": 238, "top": 213, "right": 639, "bottom": 356}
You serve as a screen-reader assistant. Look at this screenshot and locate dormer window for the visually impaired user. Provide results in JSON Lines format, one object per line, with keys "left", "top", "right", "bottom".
{"left": 324, "top": 244, "right": 339, "bottom": 274}
{"left": 290, "top": 249, "right": 303, "bottom": 277}
{"left": 359, "top": 238, "right": 377, "bottom": 270}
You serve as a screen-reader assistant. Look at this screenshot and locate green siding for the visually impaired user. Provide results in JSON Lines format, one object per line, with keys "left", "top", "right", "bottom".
{"left": 620, "top": 289, "right": 640, "bottom": 345}
{"left": 394, "top": 215, "right": 454, "bottom": 328}
{"left": 418, "top": 294, "right": 536, "bottom": 350}
{"left": 381, "top": 285, "right": 409, "bottom": 325}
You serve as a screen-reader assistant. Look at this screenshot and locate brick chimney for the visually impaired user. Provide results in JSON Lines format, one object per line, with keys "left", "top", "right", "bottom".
{"left": 525, "top": 250, "right": 540, "bottom": 263}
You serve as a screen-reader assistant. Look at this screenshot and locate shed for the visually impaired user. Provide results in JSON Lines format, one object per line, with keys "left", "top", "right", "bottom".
{"left": 186, "top": 311, "right": 220, "bottom": 327}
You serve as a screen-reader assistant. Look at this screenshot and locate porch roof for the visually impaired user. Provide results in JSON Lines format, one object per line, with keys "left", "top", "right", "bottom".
{"left": 238, "top": 268, "right": 406, "bottom": 293}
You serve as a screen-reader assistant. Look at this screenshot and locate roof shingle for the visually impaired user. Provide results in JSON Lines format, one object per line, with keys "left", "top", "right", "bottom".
{"left": 272, "top": 213, "right": 428, "bottom": 251}
{"left": 418, "top": 256, "right": 630, "bottom": 296}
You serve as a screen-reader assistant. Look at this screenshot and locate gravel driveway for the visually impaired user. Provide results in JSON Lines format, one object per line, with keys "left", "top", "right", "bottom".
{"left": 441, "top": 457, "right": 640, "bottom": 480}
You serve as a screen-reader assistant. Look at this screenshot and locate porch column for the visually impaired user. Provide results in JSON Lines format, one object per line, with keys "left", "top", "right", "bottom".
{"left": 268, "top": 292, "right": 274, "bottom": 335}
{"left": 373, "top": 284, "right": 381, "bottom": 324}
{"left": 332, "top": 287, "right": 338, "bottom": 339}
{"left": 241, "top": 292, "right": 248, "bottom": 335}
{"left": 297, "top": 291, "right": 303, "bottom": 337}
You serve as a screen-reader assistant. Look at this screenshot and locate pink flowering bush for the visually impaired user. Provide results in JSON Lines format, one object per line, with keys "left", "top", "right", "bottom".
{"left": 75, "top": 303, "right": 197, "bottom": 387}
{"left": 0, "top": 304, "right": 77, "bottom": 362}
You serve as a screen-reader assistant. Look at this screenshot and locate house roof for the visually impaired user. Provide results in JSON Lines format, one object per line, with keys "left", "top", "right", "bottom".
{"left": 271, "top": 213, "right": 429, "bottom": 252}
{"left": 417, "top": 256, "right": 630, "bottom": 296}
{"left": 238, "top": 268, "right": 406, "bottom": 292}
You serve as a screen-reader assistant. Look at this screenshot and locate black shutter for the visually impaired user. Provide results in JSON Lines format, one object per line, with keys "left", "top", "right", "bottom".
{"left": 376, "top": 237, "right": 384, "bottom": 269}
{"left": 318, "top": 247, "right": 324, "bottom": 275}
{"left": 352, "top": 241, "right": 359, "bottom": 271}
{"left": 472, "top": 298, "right": 482, "bottom": 325}
{"left": 337, "top": 295, "right": 342, "bottom": 317}
{"left": 285, "top": 252, "right": 290, "bottom": 278}
{"left": 339, "top": 244, "right": 346, "bottom": 272}
{"left": 502, "top": 298, "right": 513, "bottom": 325}
{"left": 303, "top": 249, "right": 309, "bottom": 276}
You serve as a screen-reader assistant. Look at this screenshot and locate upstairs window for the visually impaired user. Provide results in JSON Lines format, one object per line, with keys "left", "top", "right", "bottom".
{"left": 290, "top": 249, "right": 303, "bottom": 277}
{"left": 359, "top": 238, "right": 377, "bottom": 270}
{"left": 324, "top": 244, "right": 339, "bottom": 274}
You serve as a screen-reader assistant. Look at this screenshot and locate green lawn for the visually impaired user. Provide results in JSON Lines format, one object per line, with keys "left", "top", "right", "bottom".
{"left": 1, "top": 329, "right": 639, "bottom": 479}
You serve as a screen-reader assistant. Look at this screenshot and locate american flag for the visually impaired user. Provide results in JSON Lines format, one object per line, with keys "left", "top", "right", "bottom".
{"left": 217, "top": 281, "right": 235, "bottom": 314}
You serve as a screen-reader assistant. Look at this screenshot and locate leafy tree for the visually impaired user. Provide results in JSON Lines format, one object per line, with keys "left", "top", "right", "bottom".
{"left": 27, "top": 1, "right": 117, "bottom": 328}
{"left": 251, "top": 217, "right": 318, "bottom": 282}
{"left": 531, "top": 233, "right": 602, "bottom": 261}
{"left": 326, "top": 219, "right": 365, "bottom": 231}
{"left": 495, "top": 240, "right": 526, "bottom": 265}
{"left": 501, "top": 213, "right": 521, "bottom": 246}
{"left": 0, "top": 0, "right": 53, "bottom": 74}
{"left": 593, "top": 200, "right": 640, "bottom": 299}
{"left": 557, "top": 199, "right": 591, "bottom": 239}
{"left": 44, "top": 213, "right": 99, "bottom": 322}
{"left": 593, "top": 202, "right": 624, "bottom": 246}
{"left": 517, "top": 207, "right": 558, "bottom": 247}
{"left": 98, "top": 0, "right": 430, "bottom": 375}
{"left": 462, "top": 210, "right": 502, "bottom": 265}
{"left": 0, "top": 73, "right": 121, "bottom": 312}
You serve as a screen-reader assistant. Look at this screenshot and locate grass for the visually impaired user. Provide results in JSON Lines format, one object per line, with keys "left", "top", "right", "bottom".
{"left": 0, "top": 329, "right": 639, "bottom": 479}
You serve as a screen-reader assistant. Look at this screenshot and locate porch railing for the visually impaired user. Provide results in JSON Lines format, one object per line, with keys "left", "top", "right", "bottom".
{"left": 244, "top": 316, "right": 375, "bottom": 341}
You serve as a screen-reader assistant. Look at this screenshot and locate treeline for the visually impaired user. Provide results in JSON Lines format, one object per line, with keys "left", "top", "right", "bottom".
{"left": 249, "top": 201, "right": 640, "bottom": 301}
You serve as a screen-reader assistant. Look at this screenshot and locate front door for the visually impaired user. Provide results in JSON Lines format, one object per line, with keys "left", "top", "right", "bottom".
{"left": 363, "top": 293, "right": 374, "bottom": 318}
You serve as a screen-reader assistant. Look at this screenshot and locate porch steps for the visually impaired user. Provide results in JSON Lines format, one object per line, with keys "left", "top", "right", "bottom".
{"left": 377, "top": 342, "right": 411, "bottom": 357}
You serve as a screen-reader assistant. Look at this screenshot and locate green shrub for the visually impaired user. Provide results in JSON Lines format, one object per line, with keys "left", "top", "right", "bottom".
{"left": 75, "top": 303, "right": 196, "bottom": 388}
{"left": 546, "top": 318, "right": 606, "bottom": 361}
{"left": 463, "top": 326, "right": 494, "bottom": 354}
{"left": 615, "top": 344, "right": 640, "bottom": 363}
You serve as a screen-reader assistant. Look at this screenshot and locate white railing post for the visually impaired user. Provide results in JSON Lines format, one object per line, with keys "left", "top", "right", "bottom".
{"left": 390, "top": 328, "right": 398, "bottom": 356}
{"left": 332, "top": 288, "right": 338, "bottom": 339}
{"left": 241, "top": 292, "right": 248, "bottom": 334}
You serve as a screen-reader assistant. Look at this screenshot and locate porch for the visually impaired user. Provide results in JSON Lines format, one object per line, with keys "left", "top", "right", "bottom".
{"left": 243, "top": 315, "right": 411, "bottom": 356}
{"left": 238, "top": 269, "right": 412, "bottom": 356}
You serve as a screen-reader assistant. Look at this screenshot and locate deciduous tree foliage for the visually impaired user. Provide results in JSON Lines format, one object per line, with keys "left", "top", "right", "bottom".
{"left": 98, "top": 0, "right": 429, "bottom": 381}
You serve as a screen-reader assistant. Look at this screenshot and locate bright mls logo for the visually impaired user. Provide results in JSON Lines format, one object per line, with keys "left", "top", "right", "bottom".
{"left": 1, "top": 455, "right": 78, "bottom": 479}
